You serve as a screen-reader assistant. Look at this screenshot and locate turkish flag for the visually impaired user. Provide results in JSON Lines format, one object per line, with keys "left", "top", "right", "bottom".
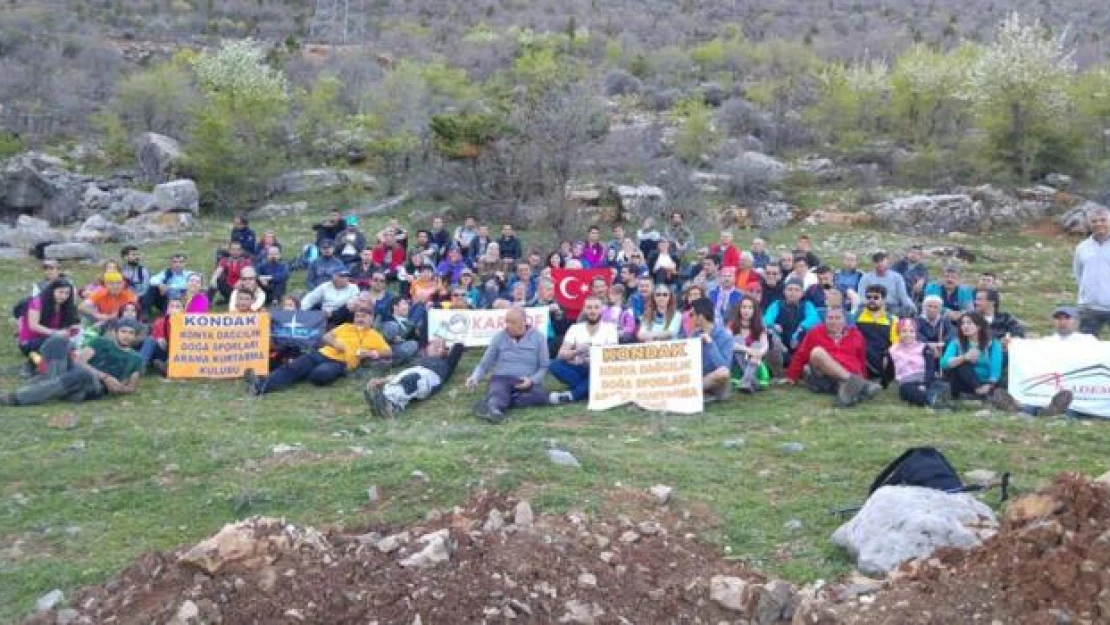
{"left": 552, "top": 268, "right": 611, "bottom": 319}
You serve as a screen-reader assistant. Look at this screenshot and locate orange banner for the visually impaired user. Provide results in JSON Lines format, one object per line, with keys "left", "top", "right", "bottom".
{"left": 167, "top": 312, "right": 270, "bottom": 379}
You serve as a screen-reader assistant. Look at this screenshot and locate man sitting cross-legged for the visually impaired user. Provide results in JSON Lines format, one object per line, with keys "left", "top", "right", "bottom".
{"left": 244, "top": 307, "right": 389, "bottom": 395}
{"left": 548, "top": 296, "right": 620, "bottom": 405}
{"left": 1, "top": 319, "right": 142, "bottom": 406}
{"left": 785, "top": 306, "right": 880, "bottom": 407}
{"left": 465, "top": 306, "right": 550, "bottom": 424}
{"left": 364, "top": 337, "right": 465, "bottom": 418}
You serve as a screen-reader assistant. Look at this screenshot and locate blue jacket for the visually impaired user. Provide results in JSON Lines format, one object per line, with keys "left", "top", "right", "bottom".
{"left": 306, "top": 256, "right": 347, "bottom": 290}
{"left": 231, "top": 226, "right": 257, "bottom": 256}
{"left": 924, "top": 282, "right": 975, "bottom": 314}
{"left": 941, "top": 339, "right": 1002, "bottom": 385}
{"left": 707, "top": 287, "right": 744, "bottom": 323}
{"left": 684, "top": 323, "right": 734, "bottom": 373}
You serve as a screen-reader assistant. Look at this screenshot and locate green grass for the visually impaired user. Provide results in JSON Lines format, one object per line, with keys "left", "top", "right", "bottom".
{"left": 0, "top": 199, "right": 1102, "bottom": 620}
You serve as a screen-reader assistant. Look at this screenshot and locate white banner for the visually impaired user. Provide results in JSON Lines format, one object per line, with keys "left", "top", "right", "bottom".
{"left": 587, "top": 339, "right": 704, "bottom": 414}
{"left": 427, "top": 306, "right": 550, "bottom": 347}
{"left": 1009, "top": 338, "right": 1110, "bottom": 418}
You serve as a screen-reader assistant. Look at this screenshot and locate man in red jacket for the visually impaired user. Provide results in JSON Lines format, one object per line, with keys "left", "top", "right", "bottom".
{"left": 785, "top": 306, "right": 880, "bottom": 407}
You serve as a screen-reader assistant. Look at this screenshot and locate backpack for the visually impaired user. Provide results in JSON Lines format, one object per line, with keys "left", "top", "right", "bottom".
{"left": 869, "top": 446, "right": 963, "bottom": 494}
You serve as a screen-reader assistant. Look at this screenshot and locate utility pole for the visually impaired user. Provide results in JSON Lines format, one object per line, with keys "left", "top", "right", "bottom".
{"left": 309, "top": 0, "right": 368, "bottom": 44}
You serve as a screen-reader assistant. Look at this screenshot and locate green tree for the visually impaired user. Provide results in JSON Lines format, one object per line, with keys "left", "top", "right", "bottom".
{"left": 889, "top": 44, "right": 974, "bottom": 148}
{"left": 294, "top": 74, "right": 345, "bottom": 157}
{"left": 962, "top": 13, "right": 1077, "bottom": 182}
{"left": 671, "top": 96, "right": 719, "bottom": 163}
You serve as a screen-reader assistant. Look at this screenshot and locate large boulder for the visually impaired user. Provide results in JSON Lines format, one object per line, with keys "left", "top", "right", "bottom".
{"left": 1058, "top": 200, "right": 1107, "bottom": 235}
{"left": 249, "top": 201, "right": 308, "bottom": 220}
{"left": 73, "top": 214, "right": 131, "bottom": 244}
{"left": 266, "top": 168, "right": 375, "bottom": 197}
{"left": 44, "top": 242, "right": 100, "bottom": 261}
{"left": 135, "top": 133, "right": 184, "bottom": 183}
{"left": 124, "top": 211, "right": 194, "bottom": 242}
{"left": 42, "top": 190, "right": 82, "bottom": 225}
{"left": 81, "top": 184, "right": 113, "bottom": 213}
{"left": 870, "top": 194, "right": 983, "bottom": 235}
{"left": 731, "top": 151, "right": 787, "bottom": 182}
{"left": 750, "top": 201, "right": 795, "bottom": 230}
{"left": 0, "top": 215, "right": 64, "bottom": 252}
{"left": 831, "top": 485, "right": 998, "bottom": 577}
{"left": 153, "top": 180, "right": 200, "bottom": 215}
{"left": 113, "top": 189, "right": 158, "bottom": 217}
{"left": 2, "top": 164, "right": 55, "bottom": 210}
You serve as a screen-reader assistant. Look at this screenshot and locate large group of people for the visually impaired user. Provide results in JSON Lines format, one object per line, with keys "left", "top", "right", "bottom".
{"left": 5, "top": 204, "right": 1109, "bottom": 423}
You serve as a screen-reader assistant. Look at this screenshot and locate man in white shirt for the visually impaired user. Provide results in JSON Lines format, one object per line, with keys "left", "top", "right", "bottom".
{"left": 301, "top": 270, "right": 360, "bottom": 320}
{"left": 548, "top": 296, "right": 619, "bottom": 405}
{"left": 1008, "top": 306, "right": 1095, "bottom": 417}
{"left": 1074, "top": 206, "right": 1110, "bottom": 337}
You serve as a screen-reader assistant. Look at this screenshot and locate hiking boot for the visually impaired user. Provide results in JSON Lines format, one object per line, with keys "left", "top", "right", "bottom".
{"left": 474, "top": 399, "right": 505, "bottom": 425}
{"left": 989, "top": 387, "right": 1020, "bottom": 412}
{"left": 1042, "top": 390, "right": 1074, "bottom": 417}
{"left": 243, "top": 368, "right": 261, "bottom": 396}
{"left": 836, "top": 375, "right": 864, "bottom": 407}
{"left": 364, "top": 386, "right": 395, "bottom": 419}
{"left": 738, "top": 378, "right": 756, "bottom": 395}
{"left": 861, "top": 380, "right": 882, "bottom": 401}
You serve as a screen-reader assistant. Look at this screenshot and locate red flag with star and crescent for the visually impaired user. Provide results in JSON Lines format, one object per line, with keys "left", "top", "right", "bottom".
{"left": 552, "top": 268, "right": 611, "bottom": 320}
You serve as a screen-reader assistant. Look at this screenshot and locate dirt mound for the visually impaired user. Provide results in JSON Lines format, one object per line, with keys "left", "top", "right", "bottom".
{"left": 814, "top": 473, "right": 1110, "bottom": 625}
{"left": 23, "top": 490, "right": 807, "bottom": 624}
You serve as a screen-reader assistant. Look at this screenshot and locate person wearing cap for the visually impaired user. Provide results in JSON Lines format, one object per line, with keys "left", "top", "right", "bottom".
{"left": 227, "top": 266, "right": 267, "bottom": 312}
{"left": 306, "top": 238, "right": 348, "bottom": 290}
{"left": 1002, "top": 306, "right": 1094, "bottom": 418}
{"left": 892, "top": 245, "right": 929, "bottom": 306}
{"left": 1074, "top": 205, "right": 1110, "bottom": 337}
{"left": 763, "top": 278, "right": 821, "bottom": 368}
{"left": 1, "top": 319, "right": 143, "bottom": 407}
{"left": 80, "top": 271, "right": 138, "bottom": 328}
{"left": 301, "top": 270, "right": 360, "bottom": 319}
{"left": 924, "top": 264, "right": 974, "bottom": 322}
{"left": 245, "top": 306, "right": 389, "bottom": 395}
{"left": 857, "top": 251, "right": 916, "bottom": 318}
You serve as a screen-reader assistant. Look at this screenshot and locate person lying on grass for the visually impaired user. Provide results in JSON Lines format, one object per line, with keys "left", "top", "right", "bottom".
{"left": 364, "top": 337, "right": 465, "bottom": 419}
{"left": 2, "top": 318, "right": 142, "bottom": 407}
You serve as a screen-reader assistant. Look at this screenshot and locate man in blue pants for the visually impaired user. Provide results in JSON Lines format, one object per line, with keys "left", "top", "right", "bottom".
{"left": 548, "top": 296, "right": 620, "bottom": 405}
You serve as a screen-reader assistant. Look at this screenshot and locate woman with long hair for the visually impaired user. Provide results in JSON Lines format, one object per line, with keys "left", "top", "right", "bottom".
{"left": 457, "top": 269, "right": 482, "bottom": 309}
{"left": 254, "top": 231, "right": 282, "bottom": 264}
{"left": 183, "top": 272, "right": 210, "bottom": 313}
{"left": 546, "top": 251, "right": 564, "bottom": 271}
{"left": 19, "top": 280, "right": 80, "bottom": 356}
{"left": 728, "top": 298, "right": 771, "bottom": 393}
{"left": 940, "top": 312, "right": 1004, "bottom": 404}
{"left": 636, "top": 285, "right": 680, "bottom": 342}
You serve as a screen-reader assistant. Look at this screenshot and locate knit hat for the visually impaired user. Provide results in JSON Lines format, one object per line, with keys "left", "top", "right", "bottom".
{"left": 104, "top": 271, "right": 124, "bottom": 283}
{"left": 784, "top": 277, "right": 805, "bottom": 289}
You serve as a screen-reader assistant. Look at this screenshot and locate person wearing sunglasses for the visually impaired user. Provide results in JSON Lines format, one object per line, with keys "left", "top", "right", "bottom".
{"left": 855, "top": 284, "right": 899, "bottom": 387}
{"left": 636, "top": 287, "right": 681, "bottom": 342}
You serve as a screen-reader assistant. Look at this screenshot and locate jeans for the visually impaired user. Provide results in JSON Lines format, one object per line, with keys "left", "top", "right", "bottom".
{"left": 13, "top": 335, "right": 104, "bottom": 405}
{"left": 945, "top": 362, "right": 987, "bottom": 399}
{"left": 260, "top": 351, "right": 346, "bottom": 394}
{"left": 486, "top": 375, "right": 548, "bottom": 413}
{"left": 1079, "top": 308, "right": 1110, "bottom": 338}
{"left": 549, "top": 360, "right": 590, "bottom": 401}
{"left": 139, "top": 337, "right": 168, "bottom": 367}
{"left": 898, "top": 381, "right": 929, "bottom": 406}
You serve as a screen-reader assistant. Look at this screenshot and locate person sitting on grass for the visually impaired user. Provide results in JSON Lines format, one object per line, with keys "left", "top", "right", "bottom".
{"left": 763, "top": 278, "right": 820, "bottom": 369}
{"left": 227, "top": 266, "right": 267, "bottom": 312}
{"left": 79, "top": 271, "right": 138, "bottom": 330}
{"left": 940, "top": 312, "right": 1013, "bottom": 410}
{"left": 210, "top": 240, "right": 252, "bottom": 304}
{"left": 548, "top": 296, "right": 620, "bottom": 405}
{"left": 785, "top": 306, "right": 879, "bottom": 407}
{"left": 854, "top": 284, "right": 899, "bottom": 387}
{"left": 139, "top": 298, "right": 184, "bottom": 375}
{"left": 637, "top": 285, "right": 682, "bottom": 342}
{"left": 889, "top": 318, "right": 951, "bottom": 409}
{"left": 301, "top": 270, "right": 360, "bottom": 322}
{"left": 365, "top": 337, "right": 466, "bottom": 419}
{"left": 245, "top": 307, "right": 389, "bottom": 395}
{"left": 728, "top": 298, "right": 772, "bottom": 393}
{"left": 1, "top": 319, "right": 142, "bottom": 407}
{"left": 465, "top": 307, "right": 550, "bottom": 424}
{"left": 684, "top": 297, "right": 735, "bottom": 403}
{"left": 18, "top": 279, "right": 80, "bottom": 362}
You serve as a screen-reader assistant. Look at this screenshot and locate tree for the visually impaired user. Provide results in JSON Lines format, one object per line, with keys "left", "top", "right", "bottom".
{"left": 187, "top": 40, "right": 290, "bottom": 209}
{"left": 671, "top": 96, "right": 719, "bottom": 163}
{"left": 808, "top": 56, "right": 890, "bottom": 150}
{"left": 889, "top": 44, "right": 974, "bottom": 148}
{"left": 962, "top": 13, "right": 1077, "bottom": 182}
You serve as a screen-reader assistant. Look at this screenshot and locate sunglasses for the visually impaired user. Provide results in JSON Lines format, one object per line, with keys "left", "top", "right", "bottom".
{"left": 654, "top": 292, "right": 671, "bottom": 297}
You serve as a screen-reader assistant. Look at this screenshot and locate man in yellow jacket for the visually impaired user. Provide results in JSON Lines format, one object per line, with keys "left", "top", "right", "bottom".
{"left": 245, "top": 307, "right": 389, "bottom": 395}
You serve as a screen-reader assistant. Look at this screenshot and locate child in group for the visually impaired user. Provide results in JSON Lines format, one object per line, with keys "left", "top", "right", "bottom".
{"left": 890, "top": 317, "right": 952, "bottom": 409}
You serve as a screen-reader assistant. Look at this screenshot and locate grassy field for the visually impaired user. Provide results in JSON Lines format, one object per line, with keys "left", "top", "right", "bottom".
{"left": 0, "top": 197, "right": 1104, "bottom": 621}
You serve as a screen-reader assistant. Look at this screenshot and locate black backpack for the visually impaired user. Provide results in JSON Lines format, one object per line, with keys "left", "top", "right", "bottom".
{"left": 870, "top": 446, "right": 963, "bottom": 494}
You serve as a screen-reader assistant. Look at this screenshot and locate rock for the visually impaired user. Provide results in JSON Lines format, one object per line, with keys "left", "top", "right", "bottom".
{"left": 613, "top": 185, "right": 665, "bottom": 219}
{"left": 272, "top": 443, "right": 301, "bottom": 455}
{"left": 578, "top": 572, "right": 597, "bottom": 588}
{"left": 376, "top": 531, "right": 411, "bottom": 553}
{"left": 483, "top": 509, "right": 504, "bottom": 532}
{"left": 55, "top": 608, "right": 81, "bottom": 625}
{"left": 3, "top": 164, "right": 55, "bottom": 210}
{"left": 113, "top": 189, "right": 158, "bottom": 216}
{"left": 831, "top": 485, "right": 998, "bottom": 576}
{"left": 733, "top": 151, "right": 787, "bottom": 181}
{"left": 710, "top": 575, "right": 750, "bottom": 612}
{"left": 872, "top": 186, "right": 1054, "bottom": 235}
{"left": 399, "top": 529, "right": 451, "bottom": 568}
{"left": 964, "top": 469, "right": 998, "bottom": 485}
{"left": 249, "top": 201, "right": 308, "bottom": 220}
{"left": 709, "top": 576, "right": 795, "bottom": 624}
{"left": 619, "top": 530, "right": 640, "bottom": 543}
{"left": 43, "top": 190, "right": 82, "bottom": 225}
{"left": 0, "top": 214, "right": 64, "bottom": 252}
{"left": 35, "top": 589, "right": 64, "bottom": 612}
{"left": 784, "top": 518, "right": 803, "bottom": 531}
{"left": 0, "top": 248, "right": 24, "bottom": 260}
{"left": 779, "top": 442, "right": 805, "bottom": 454}
{"left": 750, "top": 201, "right": 795, "bottom": 229}
{"left": 168, "top": 600, "right": 198, "bottom": 625}
{"left": 48, "top": 413, "right": 79, "bottom": 430}
{"left": 806, "top": 209, "right": 874, "bottom": 227}
{"left": 1058, "top": 201, "right": 1107, "bottom": 235}
{"left": 1006, "top": 494, "right": 1064, "bottom": 524}
{"left": 514, "top": 501, "right": 534, "bottom": 528}
{"left": 566, "top": 184, "right": 602, "bottom": 205}
{"left": 44, "top": 242, "right": 99, "bottom": 261}
{"left": 367, "top": 485, "right": 380, "bottom": 505}
{"left": 179, "top": 517, "right": 309, "bottom": 575}
{"left": 649, "top": 484, "right": 673, "bottom": 504}
{"left": 560, "top": 600, "right": 603, "bottom": 624}
{"left": 72, "top": 214, "right": 131, "bottom": 244}
{"left": 123, "top": 210, "right": 193, "bottom": 242}
{"left": 268, "top": 169, "right": 345, "bottom": 196}
{"left": 547, "top": 449, "right": 581, "bottom": 468}
{"left": 723, "top": 438, "right": 745, "bottom": 449}
{"left": 81, "top": 184, "right": 112, "bottom": 213}
{"left": 153, "top": 180, "right": 200, "bottom": 215}
{"left": 135, "top": 133, "right": 184, "bottom": 182}
{"left": 1045, "top": 173, "right": 1073, "bottom": 190}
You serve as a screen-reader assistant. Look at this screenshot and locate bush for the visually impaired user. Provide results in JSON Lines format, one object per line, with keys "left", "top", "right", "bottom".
{"left": 645, "top": 88, "right": 682, "bottom": 112}
{"left": 603, "top": 69, "right": 643, "bottom": 97}
{"left": 716, "top": 98, "right": 768, "bottom": 138}
{"left": 718, "top": 155, "right": 780, "bottom": 202}
{"left": 0, "top": 130, "right": 23, "bottom": 159}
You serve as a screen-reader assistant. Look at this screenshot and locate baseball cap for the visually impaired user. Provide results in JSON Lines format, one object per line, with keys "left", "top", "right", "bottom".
{"left": 113, "top": 318, "right": 142, "bottom": 332}
{"left": 1052, "top": 305, "right": 1079, "bottom": 318}
{"left": 814, "top": 264, "right": 831, "bottom": 274}
{"left": 335, "top": 269, "right": 352, "bottom": 278}
{"left": 320, "top": 238, "right": 335, "bottom": 248}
